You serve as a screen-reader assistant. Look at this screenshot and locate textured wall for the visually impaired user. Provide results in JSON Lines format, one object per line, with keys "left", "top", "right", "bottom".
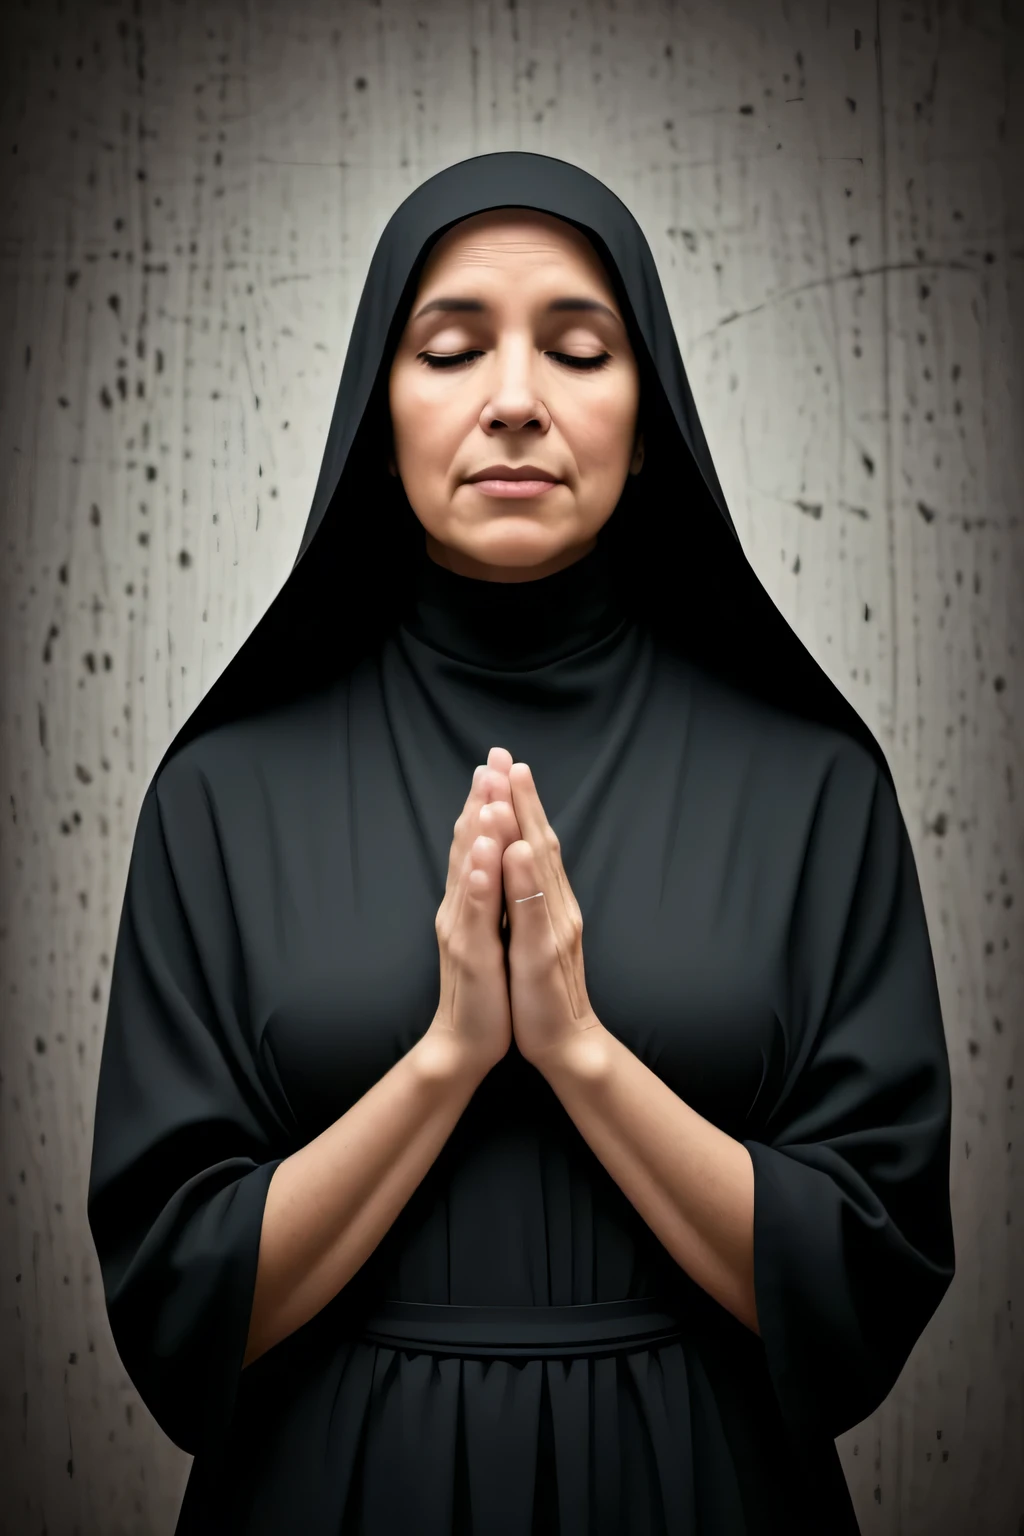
{"left": 1, "top": 0, "right": 1021, "bottom": 1532}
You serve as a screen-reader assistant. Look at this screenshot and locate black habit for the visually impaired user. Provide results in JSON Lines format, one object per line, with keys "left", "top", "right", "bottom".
{"left": 86, "top": 152, "right": 956, "bottom": 1535}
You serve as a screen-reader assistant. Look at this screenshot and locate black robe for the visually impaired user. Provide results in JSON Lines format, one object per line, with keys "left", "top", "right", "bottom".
{"left": 86, "top": 152, "right": 955, "bottom": 1535}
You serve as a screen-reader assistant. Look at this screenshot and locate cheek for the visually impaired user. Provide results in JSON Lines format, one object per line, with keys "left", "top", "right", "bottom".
{"left": 391, "top": 380, "right": 472, "bottom": 465}
{"left": 564, "top": 396, "right": 638, "bottom": 467}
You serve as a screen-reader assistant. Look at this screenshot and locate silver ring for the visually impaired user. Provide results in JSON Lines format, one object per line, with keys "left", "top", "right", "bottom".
{"left": 515, "top": 891, "right": 545, "bottom": 903}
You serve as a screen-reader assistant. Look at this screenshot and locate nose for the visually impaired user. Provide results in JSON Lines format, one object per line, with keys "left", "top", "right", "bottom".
{"left": 481, "top": 340, "right": 550, "bottom": 432}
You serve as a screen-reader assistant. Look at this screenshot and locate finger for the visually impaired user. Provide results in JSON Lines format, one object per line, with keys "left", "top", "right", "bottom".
{"left": 456, "top": 834, "right": 503, "bottom": 947}
{"left": 507, "top": 762, "right": 577, "bottom": 921}
{"left": 508, "top": 760, "right": 565, "bottom": 916}
{"left": 504, "top": 839, "right": 586, "bottom": 1017}
{"left": 483, "top": 763, "right": 512, "bottom": 812}
{"left": 502, "top": 839, "right": 556, "bottom": 959}
{"left": 445, "top": 764, "right": 495, "bottom": 901}
{"left": 508, "top": 761, "right": 549, "bottom": 848}
{"left": 480, "top": 794, "right": 522, "bottom": 935}
{"left": 487, "top": 746, "right": 514, "bottom": 778}
{"left": 479, "top": 797, "right": 521, "bottom": 852}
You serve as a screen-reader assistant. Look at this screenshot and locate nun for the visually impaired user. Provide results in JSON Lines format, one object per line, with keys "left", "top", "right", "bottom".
{"left": 86, "top": 152, "right": 956, "bottom": 1535}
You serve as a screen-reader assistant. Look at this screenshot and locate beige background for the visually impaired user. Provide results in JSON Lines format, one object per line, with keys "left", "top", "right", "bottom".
{"left": 1, "top": 0, "right": 1021, "bottom": 1531}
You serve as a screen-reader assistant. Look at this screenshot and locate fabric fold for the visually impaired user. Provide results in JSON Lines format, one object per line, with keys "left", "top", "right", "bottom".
{"left": 87, "top": 765, "right": 289, "bottom": 1457}
{"left": 744, "top": 750, "right": 954, "bottom": 1443}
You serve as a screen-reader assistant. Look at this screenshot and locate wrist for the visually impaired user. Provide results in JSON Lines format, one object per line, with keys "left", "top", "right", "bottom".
{"left": 526, "top": 1017, "right": 612, "bottom": 1087}
{"left": 415, "top": 1024, "right": 498, "bottom": 1090}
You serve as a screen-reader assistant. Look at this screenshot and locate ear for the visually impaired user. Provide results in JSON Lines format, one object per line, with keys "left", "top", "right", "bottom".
{"left": 630, "top": 430, "right": 645, "bottom": 476}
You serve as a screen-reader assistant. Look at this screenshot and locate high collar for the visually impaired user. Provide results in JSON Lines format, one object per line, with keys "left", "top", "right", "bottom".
{"left": 398, "top": 533, "right": 627, "bottom": 672}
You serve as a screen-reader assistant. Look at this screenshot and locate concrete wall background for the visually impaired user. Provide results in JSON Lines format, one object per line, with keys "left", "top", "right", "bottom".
{"left": 1, "top": 0, "right": 1021, "bottom": 1530}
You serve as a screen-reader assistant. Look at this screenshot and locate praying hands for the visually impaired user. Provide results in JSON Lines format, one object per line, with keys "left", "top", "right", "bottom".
{"left": 483, "top": 745, "right": 603, "bottom": 1070}
{"left": 479, "top": 744, "right": 760, "bottom": 1336}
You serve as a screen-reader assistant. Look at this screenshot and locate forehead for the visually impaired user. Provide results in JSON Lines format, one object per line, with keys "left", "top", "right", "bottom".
{"left": 419, "top": 206, "right": 612, "bottom": 288}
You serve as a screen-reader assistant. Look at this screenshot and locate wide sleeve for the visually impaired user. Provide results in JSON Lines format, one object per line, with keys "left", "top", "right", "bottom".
{"left": 743, "top": 745, "right": 955, "bottom": 1444}
{"left": 86, "top": 754, "right": 290, "bottom": 1457}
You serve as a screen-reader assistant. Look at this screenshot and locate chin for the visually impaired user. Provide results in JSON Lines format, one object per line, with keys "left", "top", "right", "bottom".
{"left": 462, "top": 527, "right": 589, "bottom": 574}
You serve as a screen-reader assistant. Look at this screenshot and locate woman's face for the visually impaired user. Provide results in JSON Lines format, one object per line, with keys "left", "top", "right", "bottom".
{"left": 387, "top": 207, "right": 644, "bottom": 582}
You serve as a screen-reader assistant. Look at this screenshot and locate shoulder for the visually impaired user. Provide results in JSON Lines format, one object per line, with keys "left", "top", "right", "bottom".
{"left": 680, "top": 656, "right": 886, "bottom": 810}
{"left": 151, "top": 678, "right": 343, "bottom": 817}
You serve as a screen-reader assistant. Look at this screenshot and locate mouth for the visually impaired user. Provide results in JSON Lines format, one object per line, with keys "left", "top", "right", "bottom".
{"left": 466, "top": 466, "right": 562, "bottom": 499}
{"left": 470, "top": 480, "right": 560, "bottom": 498}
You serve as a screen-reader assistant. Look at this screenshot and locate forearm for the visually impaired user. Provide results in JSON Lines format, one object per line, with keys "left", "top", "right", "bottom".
{"left": 244, "top": 1030, "right": 485, "bottom": 1367}
{"left": 536, "top": 1023, "right": 759, "bottom": 1334}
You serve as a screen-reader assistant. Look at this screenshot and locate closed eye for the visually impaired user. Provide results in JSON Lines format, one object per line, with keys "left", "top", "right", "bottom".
{"left": 417, "top": 350, "right": 612, "bottom": 372}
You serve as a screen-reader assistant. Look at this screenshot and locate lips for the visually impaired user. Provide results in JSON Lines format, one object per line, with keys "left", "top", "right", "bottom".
{"left": 467, "top": 465, "right": 560, "bottom": 483}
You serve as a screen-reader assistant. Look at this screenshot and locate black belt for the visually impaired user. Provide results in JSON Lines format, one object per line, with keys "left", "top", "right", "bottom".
{"left": 356, "top": 1296, "right": 686, "bottom": 1359}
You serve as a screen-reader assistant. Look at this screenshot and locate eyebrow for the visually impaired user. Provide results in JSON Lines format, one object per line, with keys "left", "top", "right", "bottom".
{"left": 410, "top": 295, "right": 620, "bottom": 324}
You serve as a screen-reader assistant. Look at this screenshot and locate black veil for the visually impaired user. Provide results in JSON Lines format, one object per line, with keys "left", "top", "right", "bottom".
{"left": 152, "top": 150, "right": 892, "bottom": 789}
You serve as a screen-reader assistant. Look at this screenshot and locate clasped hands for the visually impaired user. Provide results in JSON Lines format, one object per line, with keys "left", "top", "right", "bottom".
{"left": 434, "top": 744, "right": 602, "bottom": 1077}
